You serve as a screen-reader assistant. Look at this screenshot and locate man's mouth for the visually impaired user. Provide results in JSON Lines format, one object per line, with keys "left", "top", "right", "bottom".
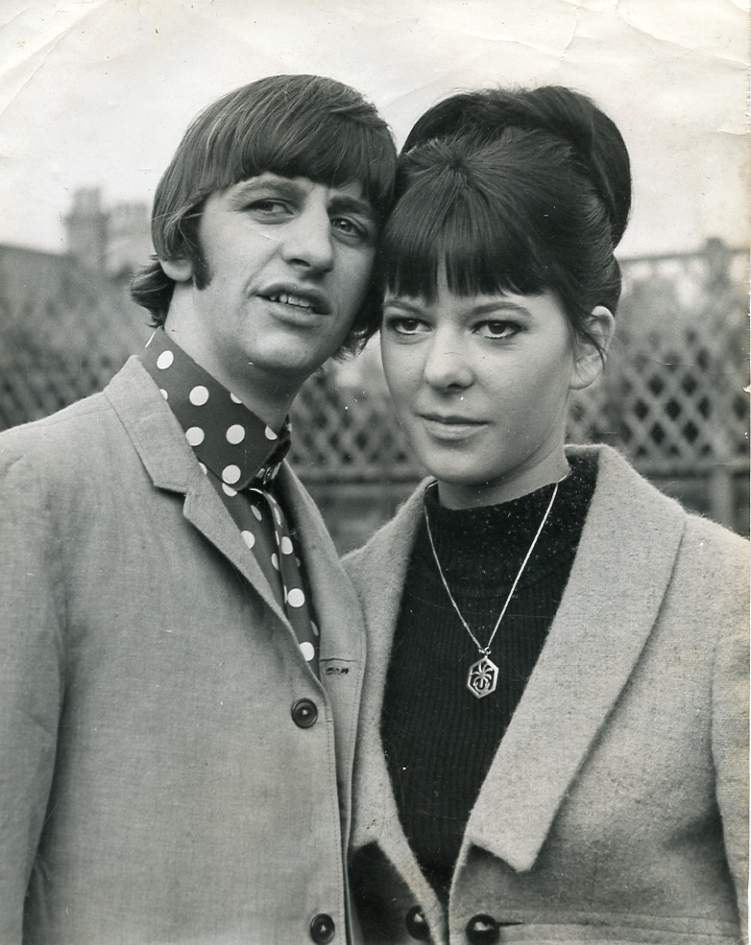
{"left": 258, "top": 285, "right": 329, "bottom": 315}
{"left": 267, "top": 292, "right": 314, "bottom": 311}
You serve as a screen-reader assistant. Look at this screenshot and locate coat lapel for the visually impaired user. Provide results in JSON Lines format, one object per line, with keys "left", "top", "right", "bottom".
{"left": 104, "top": 358, "right": 289, "bottom": 629}
{"left": 276, "top": 463, "right": 367, "bottom": 832}
{"left": 345, "top": 484, "right": 446, "bottom": 931}
{"left": 460, "top": 445, "right": 687, "bottom": 873}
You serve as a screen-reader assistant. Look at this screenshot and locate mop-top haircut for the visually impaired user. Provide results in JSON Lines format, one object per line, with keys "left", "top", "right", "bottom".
{"left": 132, "top": 74, "right": 396, "bottom": 344}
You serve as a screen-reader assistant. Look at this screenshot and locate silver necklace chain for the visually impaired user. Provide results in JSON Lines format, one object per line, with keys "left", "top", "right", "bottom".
{"left": 423, "top": 479, "right": 561, "bottom": 699}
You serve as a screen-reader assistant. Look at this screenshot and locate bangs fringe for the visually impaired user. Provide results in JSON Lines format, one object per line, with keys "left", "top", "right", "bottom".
{"left": 195, "top": 102, "right": 395, "bottom": 220}
{"left": 381, "top": 169, "right": 550, "bottom": 302}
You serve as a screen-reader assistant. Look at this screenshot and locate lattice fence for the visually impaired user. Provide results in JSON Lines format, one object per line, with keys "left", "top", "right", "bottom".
{"left": 1, "top": 240, "right": 748, "bottom": 531}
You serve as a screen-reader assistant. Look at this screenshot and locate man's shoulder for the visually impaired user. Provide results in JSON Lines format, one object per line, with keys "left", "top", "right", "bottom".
{"left": 0, "top": 390, "right": 117, "bottom": 465}
{"left": 0, "top": 359, "right": 156, "bottom": 483}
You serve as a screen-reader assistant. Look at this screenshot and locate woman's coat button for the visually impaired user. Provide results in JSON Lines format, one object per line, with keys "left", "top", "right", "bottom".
{"left": 466, "top": 913, "right": 500, "bottom": 945}
{"left": 405, "top": 904, "right": 431, "bottom": 940}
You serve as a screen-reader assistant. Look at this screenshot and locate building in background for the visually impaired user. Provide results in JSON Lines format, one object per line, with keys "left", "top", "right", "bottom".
{"left": 63, "top": 187, "right": 151, "bottom": 280}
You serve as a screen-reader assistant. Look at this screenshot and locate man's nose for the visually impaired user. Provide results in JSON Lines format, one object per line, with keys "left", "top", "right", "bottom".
{"left": 423, "top": 331, "right": 474, "bottom": 390}
{"left": 281, "top": 203, "right": 334, "bottom": 274}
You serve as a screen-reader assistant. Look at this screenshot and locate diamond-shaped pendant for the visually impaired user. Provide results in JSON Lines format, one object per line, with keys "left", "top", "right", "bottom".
{"left": 466, "top": 655, "right": 499, "bottom": 699}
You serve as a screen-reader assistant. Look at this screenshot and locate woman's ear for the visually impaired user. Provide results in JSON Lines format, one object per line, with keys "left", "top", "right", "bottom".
{"left": 570, "top": 305, "right": 615, "bottom": 391}
{"left": 160, "top": 256, "right": 194, "bottom": 283}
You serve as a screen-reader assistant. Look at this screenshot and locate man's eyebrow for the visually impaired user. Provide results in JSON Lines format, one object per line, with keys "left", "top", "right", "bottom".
{"left": 228, "top": 178, "right": 303, "bottom": 202}
{"left": 329, "top": 193, "right": 376, "bottom": 220}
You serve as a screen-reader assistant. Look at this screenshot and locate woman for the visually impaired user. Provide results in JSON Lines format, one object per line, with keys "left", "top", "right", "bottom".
{"left": 345, "top": 87, "right": 747, "bottom": 945}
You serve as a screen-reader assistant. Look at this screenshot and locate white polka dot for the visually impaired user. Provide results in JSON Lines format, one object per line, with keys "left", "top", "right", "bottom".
{"left": 185, "top": 426, "right": 205, "bottom": 446}
{"left": 251, "top": 505, "right": 263, "bottom": 521}
{"left": 287, "top": 588, "right": 305, "bottom": 608}
{"left": 295, "top": 556, "right": 302, "bottom": 567}
{"left": 222, "top": 464, "right": 241, "bottom": 484}
{"left": 189, "top": 385, "right": 210, "bottom": 406}
{"left": 156, "top": 350, "right": 174, "bottom": 370}
{"left": 229, "top": 392, "right": 242, "bottom": 404}
{"left": 310, "top": 620, "right": 319, "bottom": 637}
{"left": 241, "top": 530, "right": 255, "bottom": 549}
{"left": 226, "top": 423, "right": 246, "bottom": 445}
{"left": 299, "top": 641, "right": 315, "bottom": 662}
{"left": 281, "top": 536, "right": 294, "bottom": 555}
{"left": 222, "top": 483, "right": 238, "bottom": 497}
{"left": 159, "top": 388, "right": 168, "bottom": 400}
{"left": 264, "top": 425, "right": 278, "bottom": 441}
{"left": 271, "top": 553, "right": 279, "bottom": 571}
{"left": 198, "top": 462, "right": 208, "bottom": 475}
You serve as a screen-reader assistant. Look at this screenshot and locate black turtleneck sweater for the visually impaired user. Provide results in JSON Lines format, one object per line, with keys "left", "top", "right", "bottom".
{"left": 380, "top": 453, "right": 598, "bottom": 904}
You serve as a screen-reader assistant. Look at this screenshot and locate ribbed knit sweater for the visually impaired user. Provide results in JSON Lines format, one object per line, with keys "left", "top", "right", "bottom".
{"left": 380, "top": 453, "right": 598, "bottom": 903}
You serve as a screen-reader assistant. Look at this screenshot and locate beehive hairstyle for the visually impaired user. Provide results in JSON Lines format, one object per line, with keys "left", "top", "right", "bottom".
{"left": 378, "top": 85, "right": 631, "bottom": 354}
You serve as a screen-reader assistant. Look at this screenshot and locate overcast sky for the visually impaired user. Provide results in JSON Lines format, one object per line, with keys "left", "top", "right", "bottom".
{"left": 0, "top": 0, "right": 747, "bottom": 258}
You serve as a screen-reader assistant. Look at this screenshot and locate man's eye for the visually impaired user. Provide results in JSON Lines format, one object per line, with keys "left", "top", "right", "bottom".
{"left": 246, "top": 199, "right": 291, "bottom": 215}
{"left": 332, "top": 216, "right": 370, "bottom": 242}
{"left": 478, "top": 320, "right": 519, "bottom": 340}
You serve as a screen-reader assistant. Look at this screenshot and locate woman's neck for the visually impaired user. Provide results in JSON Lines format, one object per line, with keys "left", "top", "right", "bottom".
{"left": 436, "top": 449, "right": 571, "bottom": 510}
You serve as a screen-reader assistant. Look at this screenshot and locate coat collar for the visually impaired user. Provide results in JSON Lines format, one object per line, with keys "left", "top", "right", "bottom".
{"left": 346, "top": 445, "right": 687, "bottom": 894}
{"left": 104, "top": 358, "right": 364, "bottom": 671}
{"left": 104, "top": 357, "right": 289, "bottom": 628}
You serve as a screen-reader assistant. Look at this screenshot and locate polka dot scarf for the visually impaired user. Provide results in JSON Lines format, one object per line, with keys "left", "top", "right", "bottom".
{"left": 141, "top": 329, "right": 320, "bottom": 674}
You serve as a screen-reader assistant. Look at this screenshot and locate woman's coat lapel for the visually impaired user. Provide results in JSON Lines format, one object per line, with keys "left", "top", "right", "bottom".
{"left": 347, "top": 446, "right": 687, "bottom": 901}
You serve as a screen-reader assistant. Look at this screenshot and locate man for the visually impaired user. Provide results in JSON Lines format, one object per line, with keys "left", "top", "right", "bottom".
{"left": 0, "top": 74, "right": 395, "bottom": 944}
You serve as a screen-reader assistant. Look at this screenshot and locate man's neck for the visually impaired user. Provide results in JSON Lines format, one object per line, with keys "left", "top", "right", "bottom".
{"left": 162, "top": 320, "right": 298, "bottom": 429}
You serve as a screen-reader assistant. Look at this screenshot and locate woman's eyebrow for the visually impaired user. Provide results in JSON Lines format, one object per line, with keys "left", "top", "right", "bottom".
{"left": 469, "top": 300, "right": 532, "bottom": 317}
{"left": 383, "top": 299, "right": 426, "bottom": 314}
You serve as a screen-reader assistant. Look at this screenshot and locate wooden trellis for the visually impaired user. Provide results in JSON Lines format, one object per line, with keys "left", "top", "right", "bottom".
{"left": 1, "top": 241, "right": 747, "bottom": 531}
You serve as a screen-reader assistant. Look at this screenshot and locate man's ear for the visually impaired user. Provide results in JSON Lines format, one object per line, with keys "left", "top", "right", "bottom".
{"left": 570, "top": 305, "right": 615, "bottom": 391}
{"left": 160, "top": 256, "right": 194, "bottom": 283}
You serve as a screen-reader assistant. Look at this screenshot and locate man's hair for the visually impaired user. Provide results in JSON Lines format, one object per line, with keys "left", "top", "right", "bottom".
{"left": 377, "top": 86, "right": 631, "bottom": 356}
{"left": 131, "top": 74, "right": 396, "bottom": 348}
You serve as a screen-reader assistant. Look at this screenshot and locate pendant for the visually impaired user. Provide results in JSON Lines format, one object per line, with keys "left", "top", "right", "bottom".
{"left": 466, "top": 655, "right": 499, "bottom": 699}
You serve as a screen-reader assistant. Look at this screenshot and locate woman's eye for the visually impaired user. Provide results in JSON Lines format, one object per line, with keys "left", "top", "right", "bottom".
{"left": 478, "top": 320, "right": 519, "bottom": 340}
{"left": 384, "top": 316, "right": 429, "bottom": 335}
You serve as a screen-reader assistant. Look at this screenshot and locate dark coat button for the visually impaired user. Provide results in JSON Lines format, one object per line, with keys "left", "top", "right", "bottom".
{"left": 466, "top": 914, "right": 499, "bottom": 945}
{"left": 405, "top": 904, "right": 431, "bottom": 940}
{"left": 309, "top": 912, "right": 335, "bottom": 943}
{"left": 291, "top": 698, "right": 318, "bottom": 728}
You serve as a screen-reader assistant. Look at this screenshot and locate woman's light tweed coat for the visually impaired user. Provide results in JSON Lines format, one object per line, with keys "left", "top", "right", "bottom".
{"left": 344, "top": 445, "right": 748, "bottom": 945}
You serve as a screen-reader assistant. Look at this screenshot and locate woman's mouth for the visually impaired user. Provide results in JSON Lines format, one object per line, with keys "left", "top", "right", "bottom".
{"left": 419, "top": 414, "right": 487, "bottom": 440}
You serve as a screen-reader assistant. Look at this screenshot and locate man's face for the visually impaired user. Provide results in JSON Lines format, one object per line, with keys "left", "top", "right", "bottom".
{"left": 168, "top": 172, "right": 377, "bottom": 400}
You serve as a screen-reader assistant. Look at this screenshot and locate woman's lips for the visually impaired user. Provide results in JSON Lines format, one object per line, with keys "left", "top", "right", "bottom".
{"left": 418, "top": 414, "right": 488, "bottom": 440}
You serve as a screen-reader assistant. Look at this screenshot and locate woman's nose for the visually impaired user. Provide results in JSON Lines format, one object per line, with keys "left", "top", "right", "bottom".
{"left": 422, "top": 333, "right": 473, "bottom": 390}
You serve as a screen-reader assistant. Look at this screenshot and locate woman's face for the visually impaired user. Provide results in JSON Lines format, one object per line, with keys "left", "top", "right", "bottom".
{"left": 381, "top": 278, "right": 597, "bottom": 508}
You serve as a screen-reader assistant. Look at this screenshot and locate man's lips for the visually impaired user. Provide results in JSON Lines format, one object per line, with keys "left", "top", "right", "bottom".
{"left": 256, "top": 283, "right": 330, "bottom": 315}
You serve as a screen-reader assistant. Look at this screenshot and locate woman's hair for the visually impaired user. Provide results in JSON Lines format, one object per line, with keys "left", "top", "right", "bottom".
{"left": 378, "top": 86, "right": 631, "bottom": 354}
{"left": 131, "top": 74, "right": 396, "bottom": 346}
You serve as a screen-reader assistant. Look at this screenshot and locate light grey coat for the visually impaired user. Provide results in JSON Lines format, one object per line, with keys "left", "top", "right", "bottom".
{"left": 0, "top": 358, "right": 365, "bottom": 945}
{"left": 344, "top": 445, "right": 748, "bottom": 945}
